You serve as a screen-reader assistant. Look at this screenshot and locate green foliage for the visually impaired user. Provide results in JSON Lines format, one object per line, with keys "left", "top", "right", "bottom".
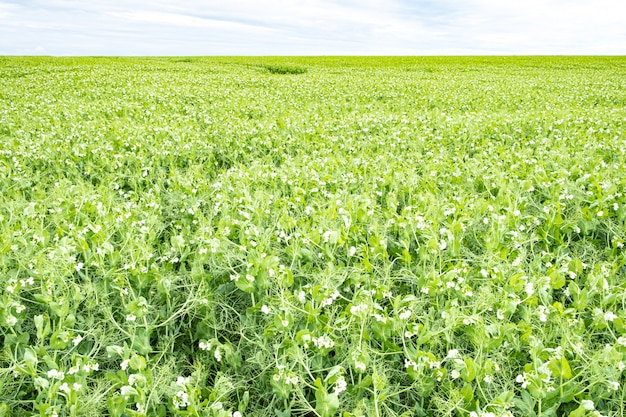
{"left": 1, "top": 56, "right": 626, "bottom": 416}
{"left": 263, "top": 64, "right": 307, "bottom": 74}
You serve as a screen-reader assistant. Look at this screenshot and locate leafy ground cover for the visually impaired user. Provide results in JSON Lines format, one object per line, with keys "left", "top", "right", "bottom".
{"left": 1, "top": 56, "right": 626, "bottom": 417}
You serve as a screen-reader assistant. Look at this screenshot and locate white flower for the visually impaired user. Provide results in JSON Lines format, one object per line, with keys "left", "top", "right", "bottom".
{"left": 372, "top": 313, "right": 387, "bottom": 323}
{"left": 232, "top": 412, "right": 242, "bottom": 417}
{"left": 199, "top": 340, "right": 211, "bottom": 351}
{"left": 214, "top": 347, "right": 222, "bottom": 362}
{"left": 404, "top": 359, "right": 418, "bottom": 371}
{"left": 172, "top": 390, "right": 190, "bottom": 409}
{"left": 320, "top": 290, "right": 340, "bottom": 307}
{"left": 59, "top": 383, "right": 71, "bottom": 394}
{"left": 450, "top": 369, "right": 460, "bottom": 379}
{"left": 126, "top": 314, "right": 136, "bottom": 322}
{"left": 72, "top": 335, "right": 83, "bottom": 346}
{"left": 4, "top": 315, "right": 17, "bottom": 327}
{"left": 447, "top": 349, "right": 460, "bottom": 358}
{"left": 350, "top": 303, "right": 369, "bottom": 317}
{"left": 81, "top": 362, "right": 99, "bottom": 373}
{"left": 582, "top": 400, "right": 595, "bottom": 411}
{"left": 47, "top": 369, "right": 65, "bottom": 380}
{"left": 537, "top": 306, "right": 548, "bottom": 322}
{"left": 285, "top": 374, "right": 299, "bottom": 385}
{"left": 348, "top": 246, "right": 357, "bottom": 257}
{"left": 617, "top": 336, "right": 626, "bottom": 347}
{"left": 333, "top": 377, "right": 347, "bottom": 394}
{"left": 120, "top": 359, "right": 130, "bottom": 371}
{"left": 312, "top": 335, "right": 335, "bottom": 349}
{"left": 73, "top": 383, "right": 82, "bottom": 391}
{"left": 516, "top": 373, "right": 529, "bottom": 389}
{"left": 463, "top": 317, "right": 476, "bottom": 325}
{"left": 608, "top": 381, "right": 620, "bottom": 391}
{"left": 261, "top": 305, "right": 270, "bottom": 315}
{"left": 354, "top": 360, "right": 366, "bottom": 371}
{"left": 399, "top": 309, "right": 412, "bottom": 320}
{"left": 120, "top": 385, "right": 136, "bottom": 396}
{"left": 176, "top": 376, "right": 190, "bottom": 387}
{"left": 604, "top": 311, "right": 617, "bottom": 322}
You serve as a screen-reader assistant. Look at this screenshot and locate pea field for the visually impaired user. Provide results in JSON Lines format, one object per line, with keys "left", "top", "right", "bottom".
{"left": 1, "top": 56, "right": 626, "bottom": 417}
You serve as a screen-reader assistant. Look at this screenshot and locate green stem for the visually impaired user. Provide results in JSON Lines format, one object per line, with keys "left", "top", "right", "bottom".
{"left": 538, "top": 398, "right": 542, "bottom": 416}
{"left": 373, "top": 376, "right": 380, "bottom": 417}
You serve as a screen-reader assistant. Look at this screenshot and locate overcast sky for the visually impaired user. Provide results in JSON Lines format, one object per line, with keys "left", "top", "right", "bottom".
{"left": 1, "top": 0, "right": 625, "bottom": 55}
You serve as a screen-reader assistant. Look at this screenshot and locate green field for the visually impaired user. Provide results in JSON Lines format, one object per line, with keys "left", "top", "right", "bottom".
{"left": 1, "top": 56, "right": 626, "bottom": 417}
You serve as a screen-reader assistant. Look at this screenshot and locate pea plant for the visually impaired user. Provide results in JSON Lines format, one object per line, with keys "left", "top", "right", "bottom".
{"left": 1, "top": 56, "right": 626, "bottom": 416}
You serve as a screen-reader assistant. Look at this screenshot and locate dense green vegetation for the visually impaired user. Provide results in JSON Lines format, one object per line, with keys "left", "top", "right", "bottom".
{"left": 1, "top": 56, "right": 626, "bottom": 417}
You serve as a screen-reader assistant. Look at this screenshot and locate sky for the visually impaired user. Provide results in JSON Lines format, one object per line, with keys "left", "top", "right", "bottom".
{"left": 1, "top": 0, "right": 625, "bottom": 55}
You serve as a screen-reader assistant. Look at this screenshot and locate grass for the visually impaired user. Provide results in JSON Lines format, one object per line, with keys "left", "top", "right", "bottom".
{"left": 0, "top": 56, "right": 626, "bottom": 417}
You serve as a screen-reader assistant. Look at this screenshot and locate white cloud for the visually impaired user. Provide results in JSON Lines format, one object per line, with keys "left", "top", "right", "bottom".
{"left": 0, "top": 0, "right": 624, "bottom": 55}
{"left": 440, "top": 0, "right": 626, "bottom": 53}
{"left": 109, "top": 11, "right": 276, "bottom": 33}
